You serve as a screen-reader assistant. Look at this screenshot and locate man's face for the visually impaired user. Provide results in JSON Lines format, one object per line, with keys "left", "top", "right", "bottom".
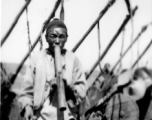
{"left": 127, "top": 70, "right": 151, "bottom": 100}
{"left": 46, "top": 27, "right": 67, "bottom": 51}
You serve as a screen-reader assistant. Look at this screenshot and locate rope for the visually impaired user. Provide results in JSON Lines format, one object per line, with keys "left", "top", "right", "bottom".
{"left": 133, "top": 22, "right": 152, "bottom": 68}
{"left": 137, "top": 33, "right": 140, "bottom": 68}
{"left": 111, "top": 24, "right": 148, "bottom": 73}
{"left": 132, "top": 40, "right": 152, "bottom": 68}
{"left": 129, "top": 2, "right": 134, "bottom": 68}
{"left": 144, "top": 22, "right": 152, "bottom": 67}
{"left": 40, "top": 28, "right": 44, "bottom": 50}
{"left": 118, "top": 28, "right": 125, "bottom": 72}
{"left": 97, "top": 21, "right": 103, "bottom": 73}
{"left": 146, "top": 44, "right": 152, "bottom": 67}
{"left": 25, "top": 1, "right": 32, "bottom": 56}
{"left": 60, "top": 0, "right": 64, "bottom": 22}
{"left": 124, "top": 0, "right": 134, "bottom": 67}
{"left": 86, "top": 6, "right": 138, "bottom": 79}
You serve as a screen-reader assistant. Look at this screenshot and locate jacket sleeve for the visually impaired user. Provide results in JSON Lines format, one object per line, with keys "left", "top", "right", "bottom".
{"left": 72, "top": 56, "right": 88, "bottom": 102}
{"left": 18, "top": 54, "right": 36, "bottom": 114}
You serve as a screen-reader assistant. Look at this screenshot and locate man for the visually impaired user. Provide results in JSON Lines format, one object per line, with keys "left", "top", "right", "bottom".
{"left": 92, "top": 76, "right": 104, "bottom": 90}
{"left": 17, "top": 18, "right": 88, "bottom": 120}
{"left": 87, "top": 70, "right": 139, "bottom": 120}
{"left": 103, "top": 63, "right": 111, "bottom": 75}
{"left": 127, "top": 67, "right": 152, "bottom": 120}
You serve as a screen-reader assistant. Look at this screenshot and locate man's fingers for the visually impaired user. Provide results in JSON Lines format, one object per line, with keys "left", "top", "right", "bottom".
{"left": 51, "top": 78, "right": 57, "bottom": 89}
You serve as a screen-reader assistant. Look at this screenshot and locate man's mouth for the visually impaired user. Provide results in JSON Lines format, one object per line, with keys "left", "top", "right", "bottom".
{"left": 128, "top": 87, "right": 134, "bottom": 95}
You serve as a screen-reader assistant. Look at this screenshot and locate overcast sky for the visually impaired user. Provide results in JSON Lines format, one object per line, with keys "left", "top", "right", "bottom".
{"left": 1, "top": 0, "right": 152, "bottom": 72}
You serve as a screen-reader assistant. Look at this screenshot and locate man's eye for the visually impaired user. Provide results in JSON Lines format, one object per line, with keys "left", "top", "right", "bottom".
{"left": 133, "top": 76, "right": 138, "bottom": 81}
{"left": 59, "top": 35, "right": 66, "bottom": 39}
{"left": 50, "top": 34, "right": 57, "bottom": 39}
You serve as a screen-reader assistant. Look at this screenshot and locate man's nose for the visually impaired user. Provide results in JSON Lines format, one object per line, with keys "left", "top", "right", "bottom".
{"left": 54, "top": 38, "right": 61, "bottom": 46}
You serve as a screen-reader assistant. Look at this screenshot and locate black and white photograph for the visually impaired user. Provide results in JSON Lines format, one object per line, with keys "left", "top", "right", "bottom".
{"left": 1, "top": 0, "right": 152, "bottom": 120}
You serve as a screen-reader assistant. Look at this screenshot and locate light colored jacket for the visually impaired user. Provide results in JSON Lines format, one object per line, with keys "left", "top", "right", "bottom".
{"left": 18, "top": 49, "right": 88, "bottom": 112}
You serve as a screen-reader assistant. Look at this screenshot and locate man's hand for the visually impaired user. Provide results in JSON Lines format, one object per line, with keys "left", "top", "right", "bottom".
{"left": 51, "top": 78, "right": 57, "bottom": 88}
{"left": 24, "top": 105, "right": 34, "bottom": 120}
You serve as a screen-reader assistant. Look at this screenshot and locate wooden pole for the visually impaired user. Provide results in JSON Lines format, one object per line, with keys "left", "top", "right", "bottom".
{"left": 111, "top": 25, "right": 148, "bottom": 73}
{"left": 132, "top": 40, "right": 152, "bottom": 68}
{"left": 1, "top": 0, "right": 31, "bottom": 46}
{"left": 54, "top": 46, "right": 66, "bottom": 111}
{"left": 86, "top": 6, "right": 138, "bottom": 80}
{"left": 72, "top": 0, "right": 116, "bottom": 52}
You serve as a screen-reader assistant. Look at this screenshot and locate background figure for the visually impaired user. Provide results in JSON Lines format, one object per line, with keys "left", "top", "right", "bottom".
{"left": 127, "top": 67, "right": 152, "bottom": 120}
{"left": 16, "top": 18, "right": 88, "bottom": 120}
{"left": 92, "top": 76, "right": 104, "bottom": 90}
{"left": 103, "top": 63, "right": 111, "bottom": 75}
{"left": 87, "top": 68, "right": 141, "bottom": 120}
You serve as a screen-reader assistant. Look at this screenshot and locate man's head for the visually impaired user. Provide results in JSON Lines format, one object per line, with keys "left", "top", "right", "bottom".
{"left": 127, "top": 67, "right": 152, "bottom": 100}
{"left": 45, "top": 18, "right": 68, "bottom": 52}
{"left": 103, "top": 63, "right": 110, "bottom": 74}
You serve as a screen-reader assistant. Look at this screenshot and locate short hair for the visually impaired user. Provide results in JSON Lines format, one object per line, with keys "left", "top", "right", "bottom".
{"left": 134, "top": 67, "right": 152, "bottom": 80}
{"left": 46, "top": 18, "right": 68, "bottom": 35}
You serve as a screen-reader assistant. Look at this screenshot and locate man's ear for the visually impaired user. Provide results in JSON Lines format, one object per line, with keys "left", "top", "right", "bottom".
{"left": 145, "top": 78, "right": 152, "bottom": 88}
{"left": 142, "top": 71, "right": 152, "bottom": 87}
{"left": 45, "top": 34, "right": 47, "bottom": 39}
